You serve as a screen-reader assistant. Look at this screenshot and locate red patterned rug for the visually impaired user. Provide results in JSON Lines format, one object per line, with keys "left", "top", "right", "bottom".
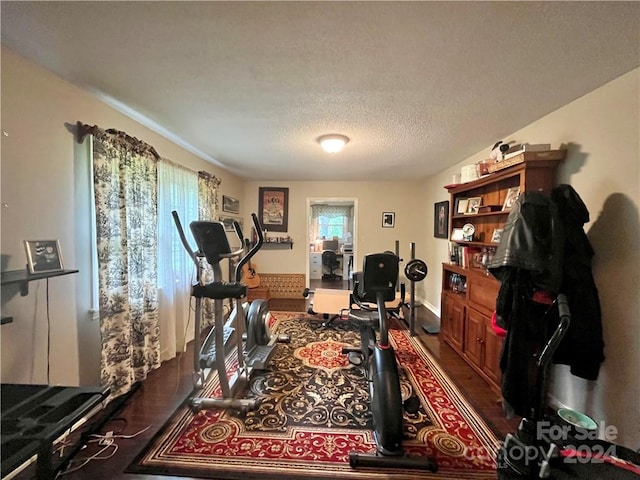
{"left": 128, "top": 312, "right": 500, "bottom": 479}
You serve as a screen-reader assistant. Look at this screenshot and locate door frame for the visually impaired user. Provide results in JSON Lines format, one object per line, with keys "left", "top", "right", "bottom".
{"left": 306, "top": 197, "right": 358, "bottom": 288}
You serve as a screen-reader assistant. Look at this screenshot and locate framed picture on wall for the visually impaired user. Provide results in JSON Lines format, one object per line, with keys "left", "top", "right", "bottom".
{"left": 24, "top": 239, "right": 64, "bottom": 274}
{"left": 258, "top": 187, "right": 289, "bottom": 232}
{"left": 434, "top": 200, "right": 449, "bottom": 238}
{"left": 222, "top": 195, "right": 240, "bottom": 214}
{"left": 382, "top": 212, "right": 395, "bottom": 228}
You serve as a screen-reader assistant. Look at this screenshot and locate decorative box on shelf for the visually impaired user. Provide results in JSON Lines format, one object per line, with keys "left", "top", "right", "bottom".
{"left": 486, "top": 149, "right": 565, "bottom": 173}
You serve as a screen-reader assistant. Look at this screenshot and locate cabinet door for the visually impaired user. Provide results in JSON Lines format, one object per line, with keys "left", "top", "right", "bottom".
{"left": 440, "top": 293, "right": 452, "bottom": 340}
{"left": 483, "top": 319, "right": 503, "bottom": 385}
{"left": 468, "top": 274, "right": 500, "bottom": 317}
{"left": 443, "top": 294, "right": 465, "bottom": 352}
{"left": 465, "top": 307, "right": 485, "bottom": 368}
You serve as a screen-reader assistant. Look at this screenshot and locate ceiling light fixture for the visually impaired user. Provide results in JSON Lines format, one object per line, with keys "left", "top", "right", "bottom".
{"left": 317, "top": 134, "right": 349, "bottom": 154}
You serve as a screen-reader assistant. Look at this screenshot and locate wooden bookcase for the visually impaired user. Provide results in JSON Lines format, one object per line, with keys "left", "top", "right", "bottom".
{"left": 440, "top": 151, "right": 565, "bottom": 392}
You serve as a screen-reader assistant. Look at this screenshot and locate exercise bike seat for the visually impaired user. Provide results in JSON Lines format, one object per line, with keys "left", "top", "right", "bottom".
{"left": 192, "top": 281, "right": 247, "bottom": 300}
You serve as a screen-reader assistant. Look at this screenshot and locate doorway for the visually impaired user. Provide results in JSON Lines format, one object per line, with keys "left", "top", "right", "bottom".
{"left": 306, "top": 197, "right": 358, "bottom": 289}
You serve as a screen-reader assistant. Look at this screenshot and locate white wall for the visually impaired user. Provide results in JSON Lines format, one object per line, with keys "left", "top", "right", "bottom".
{"left": 421, "top": 69, "right": 640, "bottom": 448}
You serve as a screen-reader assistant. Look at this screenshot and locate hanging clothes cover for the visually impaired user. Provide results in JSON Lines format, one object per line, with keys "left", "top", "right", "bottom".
{"left": 487, "top": 185, "right": 604, "bottom": 417}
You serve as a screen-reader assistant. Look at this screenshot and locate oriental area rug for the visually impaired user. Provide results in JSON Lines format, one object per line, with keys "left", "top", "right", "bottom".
{"left": 128, "top": 312, "right": 500, "bottom": 479}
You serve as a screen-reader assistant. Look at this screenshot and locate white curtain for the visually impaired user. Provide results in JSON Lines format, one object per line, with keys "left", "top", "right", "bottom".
{"left": 310, "top": 205, "right": 353, "bottom": 241}
{"left": 157, "top": 160, "right": 199, "bottom": 361}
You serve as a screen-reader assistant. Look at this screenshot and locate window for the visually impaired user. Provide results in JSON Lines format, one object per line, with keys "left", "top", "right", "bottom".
{"left": 310, "top": 205, "right": 353, "bottom": 244}
{"left": 317, "top": 215, "right": 346, "bottom": 240}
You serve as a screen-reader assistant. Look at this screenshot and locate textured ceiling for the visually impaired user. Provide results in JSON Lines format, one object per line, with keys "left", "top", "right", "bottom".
{"left": 2, "top": 1, "right": 638, "bottom": 181}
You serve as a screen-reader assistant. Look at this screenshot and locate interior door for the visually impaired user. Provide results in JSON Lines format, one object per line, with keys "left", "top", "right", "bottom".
{"left": 306, "top": 197, "right": 358, "bottom": 287}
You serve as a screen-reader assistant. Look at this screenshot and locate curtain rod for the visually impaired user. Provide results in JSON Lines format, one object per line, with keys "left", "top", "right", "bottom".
{"left": 76, "top": 121, "right": 221, "bottom": 183}
{"left": 76, "top": 121, "right": 160, "bottom": 159}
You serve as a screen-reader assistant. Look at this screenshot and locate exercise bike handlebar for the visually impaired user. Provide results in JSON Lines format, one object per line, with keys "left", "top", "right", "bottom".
{"left": 537, "top": 293, "right": 571, "bottom": 369}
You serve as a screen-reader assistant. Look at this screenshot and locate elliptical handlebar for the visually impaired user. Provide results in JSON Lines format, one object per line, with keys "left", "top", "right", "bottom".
{"left": 233, "top": 219, "right": 244, "bottom": 244}
{"left": 233, "top": 213, "right": 264, "bottom": 279}
{"left": 172, "top": 210, "right": 197, "bottom": 266}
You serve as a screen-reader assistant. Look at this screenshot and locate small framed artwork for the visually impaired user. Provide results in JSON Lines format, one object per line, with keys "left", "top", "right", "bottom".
{"left": 382, "top": 212, "right": 395, "bottom": 228}
{"left": 24, "top": 240, "right": 64, "bottom": 274}
{"left": 434, "top": 201, "right": 449, "bottom": 238}
{"left": 222, "top": 195, "right": 240, "bottom": 214}
{"left": 491, "top": 228, "right": 504, "bottom": 243}
{"left": 259, "top": 187, "right": 289, "bottom": 232}
{"left": 502, "top": 187, "right": 521, "bottom": 211}
{"left": 466, "top": 197, "right": 482, "bottom": 214}
{"left": 455, "top": 198, "right": 469, "bottom": 215}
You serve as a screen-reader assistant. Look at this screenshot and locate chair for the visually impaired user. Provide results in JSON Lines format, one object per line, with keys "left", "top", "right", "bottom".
{"left": 321, "top": 250, "right": 341, "bottom": 281}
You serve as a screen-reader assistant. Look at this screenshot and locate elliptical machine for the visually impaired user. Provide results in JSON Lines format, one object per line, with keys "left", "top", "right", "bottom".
{"left": 172, "top": 211, "right": 288, "bottom": 412}
{"left": 344, "top": 251, "right": 437, "bottom": 472}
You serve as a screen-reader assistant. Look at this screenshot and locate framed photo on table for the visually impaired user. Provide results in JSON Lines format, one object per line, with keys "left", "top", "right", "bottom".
{"left": 258, "top": 187, "right": 289, "bottom": 232}
{"left": 24, "top": 240, "right": 64, "bottom": 274}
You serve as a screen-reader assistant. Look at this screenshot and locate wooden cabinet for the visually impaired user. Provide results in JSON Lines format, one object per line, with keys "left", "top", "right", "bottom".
{"left": 440, "top": 152, "right": 565, "bottom": 392}
{"left": 441, "top": 264, "right": 503, "bottom": 392}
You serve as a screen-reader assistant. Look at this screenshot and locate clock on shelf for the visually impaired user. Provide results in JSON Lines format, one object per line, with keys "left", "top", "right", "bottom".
{"left": 462, "top": 223, "right": 475, "bottom": 241}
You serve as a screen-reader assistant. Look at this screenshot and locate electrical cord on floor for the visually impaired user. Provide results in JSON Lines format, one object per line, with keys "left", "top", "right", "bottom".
{"left": 57, "top": 425, "right": 151, "bottom": 476}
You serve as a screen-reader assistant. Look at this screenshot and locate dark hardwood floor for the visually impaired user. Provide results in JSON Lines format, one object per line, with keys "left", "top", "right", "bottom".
{"left": 56, "top": 279, "right": 519, "bottom": 479}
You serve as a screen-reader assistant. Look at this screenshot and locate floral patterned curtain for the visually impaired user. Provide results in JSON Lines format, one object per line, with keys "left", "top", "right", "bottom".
{"left": 198, "top": 170, "right": 221, "bottom": 221}
{"left": 92, "top": 128, "right": 160, "bottom": 399}
{"left": 311, "top": 205, "right": 353, "bottom": 218}
{"left": 197, "top": 170, "right": 222, "bottom": 327}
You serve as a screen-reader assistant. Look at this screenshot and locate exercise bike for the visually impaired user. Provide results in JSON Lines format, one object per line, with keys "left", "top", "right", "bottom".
{"left": 172, "top": 211, "right": 288, "bottom": 412}
{"left": 344, "top": 251, "right": 437, "bottom": 472}
{"left": 497, "top": 294, "right": 640, "bottom": 479}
